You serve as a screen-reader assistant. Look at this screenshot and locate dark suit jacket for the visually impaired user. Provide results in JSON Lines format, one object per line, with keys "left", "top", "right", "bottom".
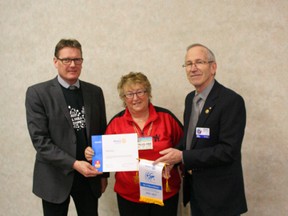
{"left": 25, "top": 77, "right": 107, "bottom": 203}
{"left": 178, "top": 80, "right": 247, "bottom": 216}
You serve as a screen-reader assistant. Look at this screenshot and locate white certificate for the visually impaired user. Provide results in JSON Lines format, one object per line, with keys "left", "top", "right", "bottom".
{"left": 91, "top": 133, "right": 139, "bottom": 172}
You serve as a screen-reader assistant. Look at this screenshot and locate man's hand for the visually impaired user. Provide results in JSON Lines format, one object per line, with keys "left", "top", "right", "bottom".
{"left": 73, "top": 160, "right": 102, "bottom": 177}
{"left": 163, "top": 164, "right": 174, "bottom": 179}
{"left": 154, "top": 148, "right": 183, "bottom": 165}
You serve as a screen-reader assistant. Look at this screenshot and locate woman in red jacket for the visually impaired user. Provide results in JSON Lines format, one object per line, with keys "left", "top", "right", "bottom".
{"left": 85, "top": 72, "right": 183, "bottom": 216}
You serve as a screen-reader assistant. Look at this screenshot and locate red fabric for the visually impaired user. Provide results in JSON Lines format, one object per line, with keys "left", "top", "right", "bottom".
{"left": 105, "top": 103, "right": 183, "bottom": 203}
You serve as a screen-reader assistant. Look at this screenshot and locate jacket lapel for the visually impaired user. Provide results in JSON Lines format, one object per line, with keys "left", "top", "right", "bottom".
{"left": 190, "top": 80, "right": 221, "bottom": 149}
{"left": 81, "top": 82, "right": 91, "bottom": 138}
{"left": 51, "top": 77, "right": 74, "bottom": 128}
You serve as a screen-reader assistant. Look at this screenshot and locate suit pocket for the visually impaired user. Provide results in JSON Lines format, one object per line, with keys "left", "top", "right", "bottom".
{"left": 194, "top": 173, "right": 237, "bottom": 208}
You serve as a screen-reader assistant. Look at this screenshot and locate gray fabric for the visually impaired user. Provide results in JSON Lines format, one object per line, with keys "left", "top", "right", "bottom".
{"left": 186, "top": 94, "right": 201, "bottom": 150}
{"left": 69, "top": 85, "right": 78, "bottom": 90}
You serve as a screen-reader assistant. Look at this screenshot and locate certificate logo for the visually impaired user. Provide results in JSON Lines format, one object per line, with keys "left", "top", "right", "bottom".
{"left": 94, "top": 160, "right": 101, "bottom": 169}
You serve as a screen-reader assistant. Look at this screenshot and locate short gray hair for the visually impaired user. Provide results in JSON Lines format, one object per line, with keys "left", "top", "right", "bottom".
{"left": 186, "top": 43, "right": 216, "bottom": 62}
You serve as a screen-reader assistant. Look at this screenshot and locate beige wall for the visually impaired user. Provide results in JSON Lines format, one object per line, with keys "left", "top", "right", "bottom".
{"left": 1, "top": 0, "right": 287, "bottom": 215}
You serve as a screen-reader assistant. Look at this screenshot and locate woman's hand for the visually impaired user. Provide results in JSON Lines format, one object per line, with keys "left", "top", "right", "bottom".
{"left": 84, "top": 146, "right": 94, "bottom": 161}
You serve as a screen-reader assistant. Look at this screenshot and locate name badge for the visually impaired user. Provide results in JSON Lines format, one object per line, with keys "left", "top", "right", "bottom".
{"left": 138, "top": 136, "right": 153, "bottom": 150}
{"left": 196, "top": 127, "right": 210, "bottom": 139}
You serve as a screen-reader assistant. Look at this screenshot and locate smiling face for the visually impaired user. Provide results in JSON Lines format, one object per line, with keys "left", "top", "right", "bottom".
{"left": 123, "top": 83, "right": 150, "bottom": 116}
{"left": 185, "top": 46, "right": 217, "bottom": 93}
{"left": 53, "top": 47, "right": 82, "bottom": 85}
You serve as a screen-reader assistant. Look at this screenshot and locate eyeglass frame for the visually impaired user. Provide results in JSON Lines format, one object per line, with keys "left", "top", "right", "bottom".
{"left": 56, "top": 57, "right": 84, "bottom": 65}
{"left": 182, "top": 60, "right": 214, "bottom": 68}
{"left": 123, "top": 89, "right": 147, "bottom": 99}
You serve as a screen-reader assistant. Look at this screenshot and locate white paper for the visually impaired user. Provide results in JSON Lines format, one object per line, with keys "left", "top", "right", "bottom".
{"left": 92, "top": 133, "right": 139, "bottom": 172}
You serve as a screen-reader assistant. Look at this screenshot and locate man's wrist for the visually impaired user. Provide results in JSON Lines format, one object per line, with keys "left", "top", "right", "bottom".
{"left": 72, "top": 160, "right": 78, "bottom": 169}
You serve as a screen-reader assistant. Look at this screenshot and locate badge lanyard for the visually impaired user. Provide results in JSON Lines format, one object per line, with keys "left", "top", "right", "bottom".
{"left": 133, "top": 121, "right": 153, "bottom": 184}
{"left": 133, "top": 122, "right": 153, "bottom": 137}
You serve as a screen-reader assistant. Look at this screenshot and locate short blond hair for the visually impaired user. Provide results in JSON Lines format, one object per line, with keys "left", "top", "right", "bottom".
{"left": 117, "top": 72, "right": 152, "bottom": 106}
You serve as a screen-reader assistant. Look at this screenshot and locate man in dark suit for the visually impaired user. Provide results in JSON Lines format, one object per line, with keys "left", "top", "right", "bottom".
{"left": 154, "top": 44, "right": 247, "bottom": 216}
{"left": 25, "top": 39, "right": 108, "bottom": 216}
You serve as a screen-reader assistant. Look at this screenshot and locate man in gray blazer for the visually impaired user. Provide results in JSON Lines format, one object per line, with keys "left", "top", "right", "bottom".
{"left": 25, "top": 39, "right": 108, "bottom": 216}
{"left": 155, "top": 44, "right": 247, "bottom": 216}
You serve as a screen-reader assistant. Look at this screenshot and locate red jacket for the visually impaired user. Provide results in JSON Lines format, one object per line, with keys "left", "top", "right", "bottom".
{"left": 106, "top": 103, "right": 183, "bottom": 203}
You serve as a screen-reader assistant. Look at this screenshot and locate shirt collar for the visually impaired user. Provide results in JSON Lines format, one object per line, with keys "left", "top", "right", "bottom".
{"left": 195, "top": 79, "right": 215, "bottom": 101}
{"left": 57, "top": 75, "right": 80, "bottom": 89}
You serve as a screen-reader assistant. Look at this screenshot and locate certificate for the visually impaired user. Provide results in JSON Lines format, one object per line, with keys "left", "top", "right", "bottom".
{"left": 91, "top": 133, "right": 139, "bottom": 172}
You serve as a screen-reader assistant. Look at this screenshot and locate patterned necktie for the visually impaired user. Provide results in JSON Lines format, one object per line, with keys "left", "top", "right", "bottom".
{"left": 186, "top": 94, "right": 202, "bottom": 150}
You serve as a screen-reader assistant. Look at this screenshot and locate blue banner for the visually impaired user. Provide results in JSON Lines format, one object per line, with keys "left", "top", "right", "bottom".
{"left": 91, "top": 135, "right": 103, "bottom": 172}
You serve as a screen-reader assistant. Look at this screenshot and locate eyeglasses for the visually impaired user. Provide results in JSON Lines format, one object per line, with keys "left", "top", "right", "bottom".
{"left": 124, "top": 89, "right": 147, "bottom": 99}
{"left": 182, "top": 60, "right": 214, "bottom": 68}
{"left": 57, "top": 57, "right": 84, "bottom": 65}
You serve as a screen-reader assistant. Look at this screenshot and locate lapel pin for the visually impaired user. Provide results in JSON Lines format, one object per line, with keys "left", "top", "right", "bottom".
{"left": 205, "top": 107, "right": 212, "bottom": 114}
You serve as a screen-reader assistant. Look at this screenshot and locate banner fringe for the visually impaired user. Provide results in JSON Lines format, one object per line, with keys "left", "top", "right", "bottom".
{"left": 139, "top": 196, "right": 164, "bottom": 206}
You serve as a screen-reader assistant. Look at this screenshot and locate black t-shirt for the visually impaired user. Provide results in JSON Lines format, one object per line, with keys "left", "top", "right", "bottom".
{"left": 61, "top": 86, "right": 88, "bottom": 160}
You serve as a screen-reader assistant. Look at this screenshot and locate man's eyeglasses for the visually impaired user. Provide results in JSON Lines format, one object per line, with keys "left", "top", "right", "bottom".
{"left": 57, "top": 58, "right": 84, "bottom": 65}
{"left": 182, "top": 60, "right": 214, "bottom": 68}
{"left": 124, "top": 90, "right": 147, "bottom": 99}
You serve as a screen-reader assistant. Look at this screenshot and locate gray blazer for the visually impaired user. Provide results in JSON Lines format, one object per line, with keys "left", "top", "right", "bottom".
{"left": 25, "top": 77, "right": 107, "bottom": 203}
